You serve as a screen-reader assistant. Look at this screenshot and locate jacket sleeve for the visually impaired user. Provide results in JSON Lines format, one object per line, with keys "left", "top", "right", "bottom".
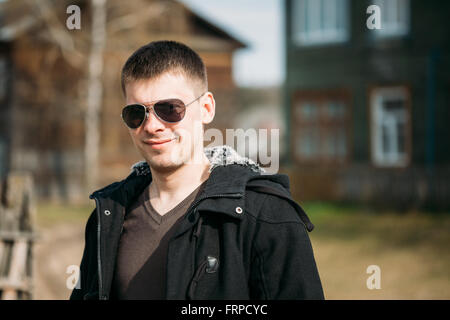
{"left": 248, "top": 195, "right": 325, "bottom": 300}
{"left": 69, "top": 210, "right": 98, "bottom": 300}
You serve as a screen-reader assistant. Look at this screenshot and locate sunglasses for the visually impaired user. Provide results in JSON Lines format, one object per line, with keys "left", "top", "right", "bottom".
{"left": 121, "top": 92, "right": 206, "bottom": 129}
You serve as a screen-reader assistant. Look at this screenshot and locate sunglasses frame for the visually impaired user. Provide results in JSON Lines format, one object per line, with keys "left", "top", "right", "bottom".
{"left": 121, "top": 92, "right": 206, "bottom": 128}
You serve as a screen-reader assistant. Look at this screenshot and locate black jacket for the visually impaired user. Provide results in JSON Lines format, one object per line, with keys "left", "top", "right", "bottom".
{"left": 70, "top": 146, "right": 324, "bottom": 300}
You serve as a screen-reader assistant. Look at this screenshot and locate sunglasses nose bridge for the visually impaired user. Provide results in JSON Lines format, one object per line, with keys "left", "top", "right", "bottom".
{"left": 144, "top": 105, "right": 151, "bottom": 120}
{"left": 139, "top": 104, "right": 157, "bottom": 124}
{"left": 142, "top": 104, "right": 167, "bottom": 128}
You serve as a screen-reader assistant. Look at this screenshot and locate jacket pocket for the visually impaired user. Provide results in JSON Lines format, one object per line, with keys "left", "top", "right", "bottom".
{"left": 187, "top": 255, "right": 219, "bottom": 300}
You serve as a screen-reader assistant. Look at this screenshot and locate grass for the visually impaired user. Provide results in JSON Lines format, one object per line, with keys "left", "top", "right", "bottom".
{"left": 303, "top": 201, "right": 450, "bottom": 253}
{"left": 302, "top": 201, "right": 450, "bottom": 299}
{"left": 36, "top": 201, "right": 95, "bottom": 228}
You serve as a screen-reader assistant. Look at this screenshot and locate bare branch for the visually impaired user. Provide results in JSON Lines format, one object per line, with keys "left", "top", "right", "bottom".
{"left": 107, "top": 2, "right": 170, "bottom": 35}
{"left": 25, "top": 0, "right": 84, "bottom": 69}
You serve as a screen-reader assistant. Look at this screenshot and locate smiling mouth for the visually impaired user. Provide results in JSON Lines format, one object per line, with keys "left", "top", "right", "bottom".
{"left": 143, "top": 137, "right": 177, "bottom": 146}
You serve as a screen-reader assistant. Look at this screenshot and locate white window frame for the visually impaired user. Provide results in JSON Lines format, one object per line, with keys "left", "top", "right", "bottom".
{"left": 370, "top": 87, "right": 410, "bottom": 167}
{"left": 292, "top": 0, "right": 350, "bottom": 46}
{"left": 372, "top": 0, "right": 410, "bottom": 38}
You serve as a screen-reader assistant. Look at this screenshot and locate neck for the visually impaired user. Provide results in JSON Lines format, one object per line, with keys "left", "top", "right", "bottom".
{"left": 148, "top": 153, "right": 211, "bottom": 203}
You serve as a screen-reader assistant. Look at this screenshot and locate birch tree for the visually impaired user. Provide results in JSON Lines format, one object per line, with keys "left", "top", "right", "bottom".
{"left": 84, "top": 0, "right": 106, "bottom": 193}
{"left": 26, "top": 0, "right": 169, "bottom": 194}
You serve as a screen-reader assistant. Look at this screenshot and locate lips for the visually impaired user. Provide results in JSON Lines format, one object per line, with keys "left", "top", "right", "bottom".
{"left": 143, "top": 137, "right": 176, "bottom": 145}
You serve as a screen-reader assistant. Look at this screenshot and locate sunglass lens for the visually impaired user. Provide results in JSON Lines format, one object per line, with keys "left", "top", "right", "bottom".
{"left": 154, "top": 100, "right": 186, "bottom": 122}
{"left": 122, "top": 105, "right": 146, "bottom": 129}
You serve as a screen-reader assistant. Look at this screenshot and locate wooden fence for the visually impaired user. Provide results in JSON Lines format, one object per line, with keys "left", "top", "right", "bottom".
{"left": 0, "top": 173, "right": 36, "bottom": 300}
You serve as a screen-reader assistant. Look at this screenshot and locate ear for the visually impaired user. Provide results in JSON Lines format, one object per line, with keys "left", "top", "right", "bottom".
{"left": 200, "top": 92, "right": 215, "bottom": 125}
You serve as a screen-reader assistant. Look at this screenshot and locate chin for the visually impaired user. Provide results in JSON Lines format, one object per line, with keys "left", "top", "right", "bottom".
{"left": 140, "top": 142, "right": 196, "bottom": 170}
{"left": 145, "top": 151, "right": 187, "bottom": 172}
{"left": 148, "top": 158, "right": 185, "bottom": 174}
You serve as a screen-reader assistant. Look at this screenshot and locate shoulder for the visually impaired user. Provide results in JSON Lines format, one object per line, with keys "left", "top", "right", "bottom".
{"left": 244, "top": 186, "right": 303, "bottom": 225}
{"left": 89, "top": 164, "right": 142, "bottom": 199}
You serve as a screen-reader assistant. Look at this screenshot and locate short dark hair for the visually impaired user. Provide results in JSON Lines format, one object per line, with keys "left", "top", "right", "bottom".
{"left": 121, "top": 40, "right": 208, "bottom": 96}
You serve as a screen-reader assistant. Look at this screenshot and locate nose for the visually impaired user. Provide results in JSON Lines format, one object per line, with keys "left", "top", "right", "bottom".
{"left": 141, "top": 107, "right": 166, "bottom": 133}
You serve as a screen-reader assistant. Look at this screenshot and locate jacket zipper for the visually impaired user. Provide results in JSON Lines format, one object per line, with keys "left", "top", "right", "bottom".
{"left": 93, "top": 196, "right": 104, "bottom": 300}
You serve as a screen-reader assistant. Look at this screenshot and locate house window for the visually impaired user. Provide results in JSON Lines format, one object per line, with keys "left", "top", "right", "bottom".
{"left": 370, "top": 87, "right": 411, "bottom": 167}
{"left": 372, "top": 0, "right": 410, "bottom": 37}
{"left": 292, "top": 0, "right": 350, "bottom": 46}
{"left": 292, "top": 91, "right": 350, "bottom": 164}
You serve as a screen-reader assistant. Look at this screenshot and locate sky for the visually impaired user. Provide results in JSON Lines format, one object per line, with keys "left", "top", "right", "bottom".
{"left": 179, "top": 0, "right": 284, "bottom": 88}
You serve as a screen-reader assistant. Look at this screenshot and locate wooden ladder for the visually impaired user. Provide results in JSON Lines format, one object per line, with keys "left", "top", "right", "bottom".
{"left": 0, "top": 173, "right": 36, "bottom": 300}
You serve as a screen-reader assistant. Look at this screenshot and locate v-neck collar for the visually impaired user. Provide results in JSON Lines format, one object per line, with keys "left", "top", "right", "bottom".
{"left": 143, "top": 180, "right": 207, "bottom": 225}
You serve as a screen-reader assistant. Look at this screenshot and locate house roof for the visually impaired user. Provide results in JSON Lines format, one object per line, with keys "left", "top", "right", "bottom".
{"left": 179, "top": 1, "right": 246, "bottom": 50}
{"left": 0, "top": 0, "right": 247, "bottom": 50}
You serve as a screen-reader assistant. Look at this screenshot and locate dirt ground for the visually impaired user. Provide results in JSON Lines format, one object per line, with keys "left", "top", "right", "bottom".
{"left": 33, "top": 222, "right": 86, "bottom": 300}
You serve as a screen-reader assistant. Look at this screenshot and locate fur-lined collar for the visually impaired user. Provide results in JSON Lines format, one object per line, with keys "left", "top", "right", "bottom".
{"left": 131, "top": 145, "right": 265, "bottom": 176}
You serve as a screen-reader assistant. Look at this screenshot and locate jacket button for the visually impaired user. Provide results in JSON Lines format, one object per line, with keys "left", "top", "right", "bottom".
{"left": 104, "top": 210, "right": 111, "bottom": 216}
{"left": 235, "top": 206, "right": 243, "bottom": 214}
{"left": 206, "top": 256, "right": 219, "bottom": 273}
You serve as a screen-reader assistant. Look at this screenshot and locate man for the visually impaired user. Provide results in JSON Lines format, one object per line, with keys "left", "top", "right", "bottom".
{"left": 70, "top": 40, "right": 324, "bottom": 300}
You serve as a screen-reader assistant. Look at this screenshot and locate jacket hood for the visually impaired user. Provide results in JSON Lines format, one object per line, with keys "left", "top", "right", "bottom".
{"left": 130, "top": 144, "right": 265, "bottom": 176}
{"left": 129, "top": 144, "right": 291, "bottom": 196}
{"left": 91, "top": 145, "right": 291, "bottom": 209}
{"left": 90, "top": 145, "right": 314, "bottom": 232}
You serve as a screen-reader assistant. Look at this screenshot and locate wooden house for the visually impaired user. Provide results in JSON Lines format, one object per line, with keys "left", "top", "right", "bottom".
{"left": 283, "top": 0, "right": 450, "bottom": 210}
{"left": 0, "top": 0, "right": 245, "bottom": 202}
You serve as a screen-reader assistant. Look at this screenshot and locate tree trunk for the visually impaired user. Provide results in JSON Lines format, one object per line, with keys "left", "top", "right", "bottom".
{"left": 85, "top": 0, "right": 106, "bottom": 193}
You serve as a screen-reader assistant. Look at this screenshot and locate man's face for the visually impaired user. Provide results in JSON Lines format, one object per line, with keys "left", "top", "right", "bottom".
{"left": 124, "top": 72, "right": 214, "bottom": 173}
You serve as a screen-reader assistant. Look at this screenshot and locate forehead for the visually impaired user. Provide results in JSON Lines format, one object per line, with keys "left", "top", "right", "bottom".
{"left": 125, "top": 72, "right": 197, "bottom": 104}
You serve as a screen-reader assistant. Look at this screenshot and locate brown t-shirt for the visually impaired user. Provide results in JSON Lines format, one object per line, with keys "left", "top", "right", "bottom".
{"left": 110, "top": 180, "right": 207, "bottom": 300}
